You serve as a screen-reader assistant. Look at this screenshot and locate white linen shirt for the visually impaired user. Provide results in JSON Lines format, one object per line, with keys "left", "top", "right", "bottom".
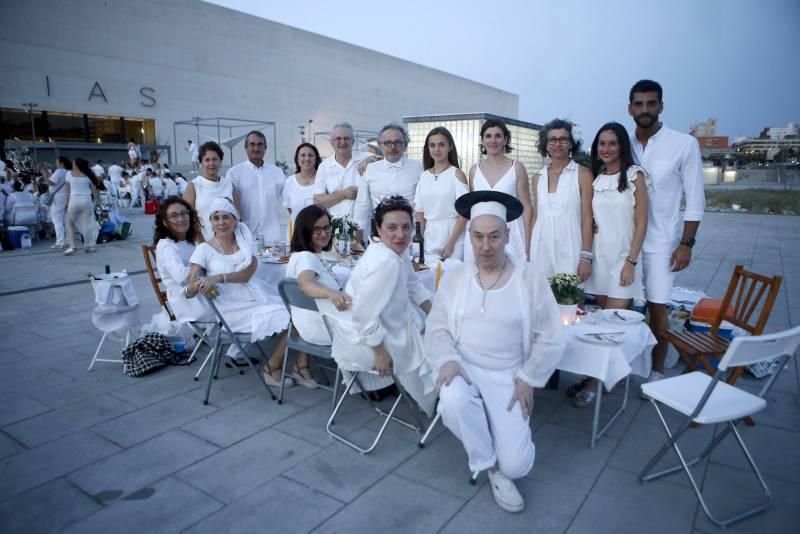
{"left": 226, "top": 160, "right": 286, "bottom": 242}
{"left": 631, "top": 126, "right": 705, "bottom": 253}
{"left": 354, "top": 158, "right": 422, "bottom": 233}
{"left": 108, "top": 164, "right": 124, "bottom": 184}
{"left": 313, "top": 151, "right": 371, "bottom": 220}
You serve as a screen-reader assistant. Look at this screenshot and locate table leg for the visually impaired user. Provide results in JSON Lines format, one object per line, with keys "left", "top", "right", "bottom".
{"left": 590, "top": 375, "right": 630, "bottom": 449}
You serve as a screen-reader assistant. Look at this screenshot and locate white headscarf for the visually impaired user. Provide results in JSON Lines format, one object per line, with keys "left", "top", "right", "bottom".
{"left": 208, "top": 197, "right": 255, "bottom": 257}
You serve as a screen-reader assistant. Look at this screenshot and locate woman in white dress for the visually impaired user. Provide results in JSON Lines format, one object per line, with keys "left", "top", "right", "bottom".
{"left": 189, "top": 197, "right": 292, "bottom": 388}
{"left": 285, "top": 204, "right": 353, "bottom": 388}
{"left": 569, "top": 122, "right": 649, "bottom": 408}
{"left": 530, "top": 119, "right": 594, "bottom": 280}
{"left": 414, "top": 127, "right": 468, "bottom": 262}
{"left": 464, "top": 119, "right": 533, "bottom": 264}
{"left": 183, "top": 142, "right": 239, "bottom": 241}
{"left": 325, "top": 196, "right": 436, "bottom": 415}
{"left": 64, "top": 158, "right": 100, "bottom": 255}
{"left": 283, "top": 143, "right": 320, "bottom": 230}
{"left": 153, "top": 197, "right": 212, "bottom": 323}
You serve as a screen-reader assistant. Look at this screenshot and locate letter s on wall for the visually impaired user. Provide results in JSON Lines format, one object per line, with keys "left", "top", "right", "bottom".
{"left": 140, "top": 87, "right": 157, "bottom": 107}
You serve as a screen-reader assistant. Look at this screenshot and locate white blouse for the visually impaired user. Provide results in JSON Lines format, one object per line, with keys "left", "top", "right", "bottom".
{"left": 282, "top": 174, "right": 316, "bottom": 227}
{"left": 67, "top": 173, "right": 94, "bottom": 197}
{"left": 191, "top": 175, "right": 234, "bottom": 241}
{"left": 285, "top": 251, "right": 342, "bottom": 345}
{"left": 155, "top": 238, "right": 211, "bottom": 322}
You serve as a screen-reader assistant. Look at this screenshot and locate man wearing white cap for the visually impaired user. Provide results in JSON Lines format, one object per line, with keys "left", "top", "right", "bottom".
{"left": 425, "top": 190, "right": 564, "bottom": 513}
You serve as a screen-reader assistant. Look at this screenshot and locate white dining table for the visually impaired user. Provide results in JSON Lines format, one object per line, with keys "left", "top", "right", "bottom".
{"left": 557, "top": 318, "right": 656, "bottom": 448}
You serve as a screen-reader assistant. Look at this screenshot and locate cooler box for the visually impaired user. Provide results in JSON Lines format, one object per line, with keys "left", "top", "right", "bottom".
{"left": 144, "top": 200, "right": 160, "bottom": 215}
{"left": 7, "top": 226, "right": 28, "bottom": 249}
{"left": 688, "top": 297, "right": 736, "bottom": 340}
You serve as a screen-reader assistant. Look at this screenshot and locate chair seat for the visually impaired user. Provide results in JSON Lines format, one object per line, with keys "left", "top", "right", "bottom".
{"left": 286, "top": 335, "right": 332, "bottom": 358}
{"left": 665, "top": 329, "right": 730, "bottom": 355}
{"left": 642, "top": 372, "right": 766, "bottom": 424}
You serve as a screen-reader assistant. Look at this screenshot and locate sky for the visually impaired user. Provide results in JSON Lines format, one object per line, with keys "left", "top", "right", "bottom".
{"left": 206, "top": 0, "right": 799, "bottom": 143}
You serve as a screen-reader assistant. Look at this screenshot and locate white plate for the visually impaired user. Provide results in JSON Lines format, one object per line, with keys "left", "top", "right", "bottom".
{"left": 260, "top": 257, "right": 288, "bottom": 264}
{"left": 598, "top": 309, "right": 645, "bottom": 324}
{"left": 577, "top": 333, "right": 624, "bottom": 345}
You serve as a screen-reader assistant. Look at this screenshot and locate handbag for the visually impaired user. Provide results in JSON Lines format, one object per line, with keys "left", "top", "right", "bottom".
{"left": 122, "top": 332, "right": 189, "bottom": 377}
{"left": 42, "top": 178, "right": 67, "bottom": 207}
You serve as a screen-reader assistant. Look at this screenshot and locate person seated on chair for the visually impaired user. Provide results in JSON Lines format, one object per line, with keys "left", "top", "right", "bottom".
{"left": 325, "top": 195, "right": 437, "bottom": 416}
{"left": 3, "top": 180, "right": 38, "bottom": 225}
{"left": 153, "top": 197, "right": 213, "bottom": 323}
{"left": 425, "top": 191, "right": 565, "bottom": 514}
{"left": 188, "top": 197, "right": 293, "bottom": 388}
{"left": 285, "top": 204, "right": 353, "bottom": 389}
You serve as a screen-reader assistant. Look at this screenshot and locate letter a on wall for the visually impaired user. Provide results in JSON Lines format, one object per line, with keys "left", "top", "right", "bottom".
{"left": 88, "top": 81, "right": 108, "bottom": 102}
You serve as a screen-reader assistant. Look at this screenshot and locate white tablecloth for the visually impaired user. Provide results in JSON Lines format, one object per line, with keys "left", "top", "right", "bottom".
{"left": 557, "top": 320, "right": 656, "bottom": 390}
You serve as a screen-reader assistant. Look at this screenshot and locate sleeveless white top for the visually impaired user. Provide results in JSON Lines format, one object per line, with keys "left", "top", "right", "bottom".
{"left": 191, "top": 175, "right": 234, "bottom": 241}
{"left": 530, "top": 159, "right": 582, "bottom": 277}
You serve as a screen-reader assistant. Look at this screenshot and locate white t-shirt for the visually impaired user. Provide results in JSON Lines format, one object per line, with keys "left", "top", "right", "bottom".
{"left": 285, "top": 251, "right": 342, "bottom": 345}
{"left": 282, "top": 174, "right": 316, "bottom": 226}
{"left": 67, "top": 173, "right": 94, "bottom": 197}
{"left": 312, "top": 151, "right": 371, "bottom": 219}
{"left": 91, "top": 164, "right": 105, "bottom": 177}
{"left": 148, "top": 177, "right": 164, "bottom": 196}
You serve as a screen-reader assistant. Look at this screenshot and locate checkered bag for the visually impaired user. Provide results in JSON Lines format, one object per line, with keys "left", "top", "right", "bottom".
{"left": 122, "top": 332, "right": 175, "bottom": 377}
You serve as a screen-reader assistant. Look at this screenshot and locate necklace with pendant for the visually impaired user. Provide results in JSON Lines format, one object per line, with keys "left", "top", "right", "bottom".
{"left": 432, "top": 164, "right": 450, "bottom": 181}
{"left": 475, "top": 258, "right": 507, "bottom": 316}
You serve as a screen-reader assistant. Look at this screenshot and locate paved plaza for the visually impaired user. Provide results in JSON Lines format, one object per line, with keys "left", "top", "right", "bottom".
{"left": 0, "top": 211, "right": 798, "bottom": 533}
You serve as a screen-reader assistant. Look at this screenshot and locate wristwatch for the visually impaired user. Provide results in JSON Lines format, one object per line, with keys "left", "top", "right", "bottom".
{"left": 680, "top": 237, "right": 696, "bottom": 248}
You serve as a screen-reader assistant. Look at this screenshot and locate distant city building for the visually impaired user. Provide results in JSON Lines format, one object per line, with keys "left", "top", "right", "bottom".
{"left": 690, "top": 118, "right": 718, "bottom": 137}
{"left": 763, "top": 122, "right": 798, "bottom": 140}
{"left": 404, "top": 113, "right": 543, "bottom": 177}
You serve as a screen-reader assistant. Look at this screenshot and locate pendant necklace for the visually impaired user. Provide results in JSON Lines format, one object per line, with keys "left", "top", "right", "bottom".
{"left": 432, "top": 164, "right": 450, "bottom": 181}
{"left": 476, "top": 258, "right": 507, "bottom": 316}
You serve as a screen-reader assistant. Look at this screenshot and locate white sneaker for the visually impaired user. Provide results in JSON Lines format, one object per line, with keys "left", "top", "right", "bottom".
{"left": 640, "top": 370, "right": 665, "bottom": 399}
{"left": 63, "top": 248, "right": 76, "bottom": 256}
{"left": 488, "top": 469, "right": 524, "bottom": 513}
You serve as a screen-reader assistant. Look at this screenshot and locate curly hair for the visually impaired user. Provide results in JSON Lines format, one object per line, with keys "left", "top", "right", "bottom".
{"left": 153, "top": 196, "right": 201, "bottom": 244}
{"left": 371, "top": 195, "right": 413, "bottom": 238}
{"left": 537, "top": 118, "right": 582, "bottom": 158}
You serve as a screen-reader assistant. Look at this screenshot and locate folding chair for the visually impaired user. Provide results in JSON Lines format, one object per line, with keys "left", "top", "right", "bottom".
{"left": 319, "top": 309, "right": 426, "bottom": 455}
{"left": 276, "top": 279, "right": 340, "bottom": 406}
{"left": 418, "top": 410, "right": 480, "bottom": 484}
{"left": 639, "top": 325, "right": 800, "bottom": 527}
{"left": 199, "top": 295, "right": 277, "bottom": 405}
{"left": 141, "top": 244, "right": 214, "bottom": 365}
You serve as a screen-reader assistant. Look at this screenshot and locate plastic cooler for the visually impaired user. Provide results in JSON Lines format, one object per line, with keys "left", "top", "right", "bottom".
{"left": 7, "top": 226, "right": 28, "bottom": 249}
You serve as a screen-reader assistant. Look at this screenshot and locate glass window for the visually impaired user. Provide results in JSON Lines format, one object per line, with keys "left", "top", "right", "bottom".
{"left": 45, "top": 111, "right": 85, "bottom": 142}
{"left": 87, "top": 114, "right": 123, "bottom": 144}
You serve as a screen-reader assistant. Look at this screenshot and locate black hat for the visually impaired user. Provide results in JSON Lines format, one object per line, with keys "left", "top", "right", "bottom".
{"left": 455, "top": 190, "right": 523, "bottom": 222}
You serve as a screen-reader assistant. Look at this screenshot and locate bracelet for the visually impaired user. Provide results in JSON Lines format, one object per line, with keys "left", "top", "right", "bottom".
{"left": 625, "top": 256, "right": 638, "bottom": 266}
{"left": 184, "top": 286, "right": 195, "bottom": 299}
{"left": 221, "top": 273, "right": 227, "bottom": 284}
{"left": 579, "top": 250, "right": 594, "bottom": 260}
{"left": 579, "top": 258, "right": 593, "bottom": 264}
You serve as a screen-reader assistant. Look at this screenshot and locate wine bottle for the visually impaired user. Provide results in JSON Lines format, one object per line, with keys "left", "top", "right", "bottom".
{"left": 413, "top": 222, "right": 425, "bottom": 265}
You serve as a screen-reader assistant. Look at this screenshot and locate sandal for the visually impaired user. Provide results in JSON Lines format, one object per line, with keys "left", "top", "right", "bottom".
{"left": 572, "top": 388, "right": 596, "bottom": 408}
{"left": 566, "top": 377, "right": 591, "bottom": 398}
{"left": 291, "top": 365, "right": 319, "bottom": 389}
{"left": 261, "top": 362, "right": 295, "bottom": 388}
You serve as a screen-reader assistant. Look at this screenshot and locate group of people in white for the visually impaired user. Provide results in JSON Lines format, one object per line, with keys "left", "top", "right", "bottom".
{"left": 147, "top": 79, "right": 704, "bottom": 514}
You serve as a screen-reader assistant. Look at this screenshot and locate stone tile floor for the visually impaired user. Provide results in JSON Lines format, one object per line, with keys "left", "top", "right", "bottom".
{"left": 0, "top": 211, "right": 798, "bottom": 533}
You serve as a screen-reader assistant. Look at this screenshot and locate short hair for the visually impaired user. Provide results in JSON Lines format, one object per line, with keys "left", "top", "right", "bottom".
{"left": 199, "top": 141, "right": 224, "bottom": 161}
{"left": 422, "top": 126, "right": 460, "bottom": 171}
{"left": 479, "top": 119, "right": 513, "bottom": 155}
{"left": 153, "top": 196, "right": 201, "bottom": 244}
{"left": 378, "top": 123, "right": 409, "bottom": 145}
{"left": 57, "top": 156, "right": 72, "bottom": 170}
{"left": 537, "top": 118, "right": 582, "bottom": 157}
{"left": 590, "top": 122, "right": 636, "bottom": 193}
{"left": 331, "top": 122, "right": 354, "bottom": 138}
{"left": 290, "top": 205, "right": 333, "bottom": 253}
{"left": 244, "top": 130, "right": 267, "bottom": 146}
{"left": 293, "top": 143, "right": 321, "bottom": 174}
{"left": 629, "top": 79, "right": 663, "bottom": 103}
{"left": 371, "top": 195, "right": 413, "bottom": 238}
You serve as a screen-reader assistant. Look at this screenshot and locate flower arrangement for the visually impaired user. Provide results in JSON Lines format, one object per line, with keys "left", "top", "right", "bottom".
{"left": 330, "top": 215, "right": 360, "bottom": 240}
{"left": 548, "top": 272, "right": 584, "bottom": 305}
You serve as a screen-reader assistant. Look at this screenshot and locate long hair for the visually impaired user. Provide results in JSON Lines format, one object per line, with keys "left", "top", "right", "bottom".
{"left": 590, "top": 122, "right": 636, "bottom": 192}
{"left": 153, "top": 196, "right": 201, "bottom": 244}
{"left": 422, "top": 126, "right": 460, "bottom": 171}
{"left": 290, "top": 204, "right": 333, "bottom": 253}
{"left": 479, "top": 118, "right": 513, "bottom": 155}
{"left": 73, "top": 158, "right": 99, "bottom": 187}
{"left": 293, "top": 143, "right": 322, "bottom": 174}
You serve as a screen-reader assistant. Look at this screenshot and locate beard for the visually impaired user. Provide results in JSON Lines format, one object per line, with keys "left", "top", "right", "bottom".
{"left": 634, "top": 113, "right": 658, "bottom": 128}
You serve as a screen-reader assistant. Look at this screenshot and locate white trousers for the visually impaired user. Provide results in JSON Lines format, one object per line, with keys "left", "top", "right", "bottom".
{"left": 130, "top": 186, "right": 143, "bottom": 207}
{"left": 438, "top": 360, "right": 535, "bottom": 479}
{"left": 50, "top": 201, "right": 66, "bottom": 245}
{"left": 66, "top": 196, "right": 98, "bottom": 249}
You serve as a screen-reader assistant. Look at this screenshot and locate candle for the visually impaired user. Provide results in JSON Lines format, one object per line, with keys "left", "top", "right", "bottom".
{"left": 288, "top": 217, "right": 293, "bottom": 240}
{"left": 435, "top": 261, "right": 442, "bottom": 290}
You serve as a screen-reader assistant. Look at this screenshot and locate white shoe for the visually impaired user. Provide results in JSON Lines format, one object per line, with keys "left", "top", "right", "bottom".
{"left": 51, "top": 243, "right": 65, "bottom": 249}
{"left": 640, "top": 370, "right": 665, "bottom": 399}
{"left": 488, "top": 469, "right": 524, "bottom": 513}
{"left": 63, "top": 248, "right": 76, "bottom": 256}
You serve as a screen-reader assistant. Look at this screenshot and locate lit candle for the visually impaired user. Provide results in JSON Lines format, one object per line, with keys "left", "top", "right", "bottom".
{"left": 435, "top": 261, "right": 442, "bottom": 290}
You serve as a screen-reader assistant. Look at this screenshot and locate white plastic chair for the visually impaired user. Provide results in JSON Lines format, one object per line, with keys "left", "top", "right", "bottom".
{"left": 639, "top": 325, "right": 800, "bottom": 527}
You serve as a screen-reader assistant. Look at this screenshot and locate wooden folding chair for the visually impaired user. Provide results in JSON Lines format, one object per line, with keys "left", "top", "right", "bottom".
{"left": 141, "top": 244, "right": 213, "bottom": 364}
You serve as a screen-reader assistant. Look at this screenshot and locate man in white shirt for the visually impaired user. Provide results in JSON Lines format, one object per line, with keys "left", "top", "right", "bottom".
{"left": 313, "top": 122, "right": 371, "bottom": 221}
{"left": 226, "top": 130, "right": 286, "bottom": 242}
{"left": 108, "top": 162, "right": 124, "bottom": 185}
{"left": 91, "top": 160, "right": 105, "bottom": 179}
{"left": 130, "top": 168, "right": 145, "bottom": 207}
{"left": 426, "top": 190, "right": 564, "bottom": 513}
{"left": 186, "top": 140, "right": 200, "bottom": 172}
{"left": 146, "top": 168, "right": 164, "bottom": 200}
{"left": 628, "top": 79, "right": 705, "bottom": 385}
{"left": 355, "top": 123, "right": 422, "bottom": 238}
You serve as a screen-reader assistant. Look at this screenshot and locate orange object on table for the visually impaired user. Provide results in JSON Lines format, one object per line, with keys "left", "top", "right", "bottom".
{"left": 691, "top": 297, "right": 734, "bottom": 324}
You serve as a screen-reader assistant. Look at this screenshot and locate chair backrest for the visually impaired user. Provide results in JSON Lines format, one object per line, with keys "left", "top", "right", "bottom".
{"left": 718, "top": 325, "right": 800, "bottom": 372}
{"left": 12, "top": 204, "right": 39, "bottom": 225}
{"left": 712, "top": 265, "right": 782, "bottom": 336}
{"left": 277, "top": 279, "right": 319, "bottom": 313}
{"left": 141, "top": 243, "right": 176, "bottom": 321}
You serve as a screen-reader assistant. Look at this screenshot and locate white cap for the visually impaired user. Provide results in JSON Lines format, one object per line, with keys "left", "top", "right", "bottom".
{"left": 470, "top": 201, "right": 507, "bottom": 221}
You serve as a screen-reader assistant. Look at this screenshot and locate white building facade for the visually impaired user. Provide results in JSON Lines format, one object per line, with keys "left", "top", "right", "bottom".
{"left": 0, "top": 0, "right": 518, "bottom": 167}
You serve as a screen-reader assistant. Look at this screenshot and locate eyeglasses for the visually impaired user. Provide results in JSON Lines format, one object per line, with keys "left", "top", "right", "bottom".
{"left": 547, "top": 137, "right": 571, "bottom": 145}
{"left": 166, "top": 210, "right": 190, "bottom": 220}
{"left": 332, "top": 137, "right": 353, "bottom": 143}
{"left": 381, "top": 141, "right": 405, "bottom": 148}
{"left": 312, "top": 224, "right": 333, "bottom": 235}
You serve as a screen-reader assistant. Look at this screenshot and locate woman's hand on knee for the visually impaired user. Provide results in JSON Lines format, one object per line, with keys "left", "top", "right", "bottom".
{"left": 435, "top": 361, "right": 471, "bottom": 395}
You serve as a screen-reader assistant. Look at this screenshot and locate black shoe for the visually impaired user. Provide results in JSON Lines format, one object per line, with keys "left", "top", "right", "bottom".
{"left": 367, "top": 384, "right": 400, "bottom": 402}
